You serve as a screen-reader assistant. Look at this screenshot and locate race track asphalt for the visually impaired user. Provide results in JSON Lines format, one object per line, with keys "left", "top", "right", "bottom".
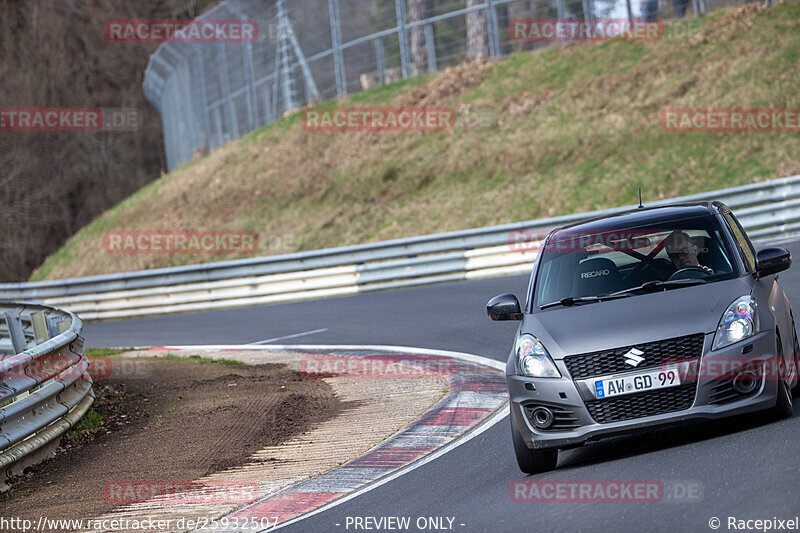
{"left": 84, "top": 240, "right": 800, "bottom": 533}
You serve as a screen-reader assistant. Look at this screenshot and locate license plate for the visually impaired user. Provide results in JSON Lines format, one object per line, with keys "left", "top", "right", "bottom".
{"left": 594, "top": 366, "right": 681, "bottom": 399}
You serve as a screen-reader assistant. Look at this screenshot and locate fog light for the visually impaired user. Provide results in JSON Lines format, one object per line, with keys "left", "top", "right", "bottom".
{"left": 531, "top": 407, "right": 554, "bottom": 429}
{"left": 732, "top": 371, "right": 759, "bottom": 394}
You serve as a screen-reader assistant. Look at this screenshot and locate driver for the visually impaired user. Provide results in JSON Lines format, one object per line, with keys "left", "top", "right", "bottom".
{"left": 663, "top": 231, "right": 714, "bottom": 274}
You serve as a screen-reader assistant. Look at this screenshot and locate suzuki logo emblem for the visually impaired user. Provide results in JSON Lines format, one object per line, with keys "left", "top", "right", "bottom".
{"left": 623, "top": 348, "right": 645, "bottom": 367}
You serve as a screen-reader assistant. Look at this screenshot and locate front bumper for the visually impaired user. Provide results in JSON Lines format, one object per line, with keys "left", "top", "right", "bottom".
{"left": 508, "top": 331, "right": 780, "bottom": 450}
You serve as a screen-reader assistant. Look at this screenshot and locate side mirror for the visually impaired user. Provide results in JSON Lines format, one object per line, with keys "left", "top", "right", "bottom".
{"left": 487, "top": 293, "right": 523, "bottom": 321}
{"left": 756, "top": 247, "right": 792, "bottom": 277}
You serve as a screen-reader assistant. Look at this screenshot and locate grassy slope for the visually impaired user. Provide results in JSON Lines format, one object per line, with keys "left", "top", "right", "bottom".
{"left": 33, "top": 3, "right": 800, "bottom": 280}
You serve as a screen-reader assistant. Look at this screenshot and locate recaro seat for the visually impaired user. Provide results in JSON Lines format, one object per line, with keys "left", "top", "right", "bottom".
{"left": 571, "top": 257, "right": 621, "bottom": 298}
{"left": 691, "top": 235, "right": 729, "bottom": 273}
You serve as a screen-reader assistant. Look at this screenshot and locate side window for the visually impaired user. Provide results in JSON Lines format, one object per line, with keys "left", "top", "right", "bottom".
{"left": 724, "top": 213, "right": 756, "bottom": 272}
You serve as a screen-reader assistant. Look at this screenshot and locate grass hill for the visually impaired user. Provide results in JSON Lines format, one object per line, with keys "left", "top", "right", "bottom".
{"left": 33, "top": 2, "right": 800, "bottom": 281}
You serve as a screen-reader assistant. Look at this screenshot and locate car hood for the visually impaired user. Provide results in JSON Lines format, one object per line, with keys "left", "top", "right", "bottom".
{"left": 522, "top": 277, "right": 754, "bottom": 358}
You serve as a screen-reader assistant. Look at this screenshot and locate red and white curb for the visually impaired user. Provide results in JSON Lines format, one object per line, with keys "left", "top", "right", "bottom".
{"left": 150, "top": 344, "right": 508, "bottom": 532}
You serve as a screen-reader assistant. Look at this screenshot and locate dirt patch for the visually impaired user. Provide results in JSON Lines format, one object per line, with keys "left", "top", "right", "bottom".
{"left": 399, "top": 59, "right": 490, "bottom": 107}
{"left": 0, "top": 357, "right": 342, "bottom": 522}
{"left": 687, "top": 3, "right": 768, "bottom": 46}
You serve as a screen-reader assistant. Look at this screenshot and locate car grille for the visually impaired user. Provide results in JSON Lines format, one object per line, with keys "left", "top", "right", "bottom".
{"left": 563, "top": 333, "right": 705, "bottom": 380}
{"left": 565, "top": 333, "right": 705, "bottom": 424}
{"left": 523, "top": 403, "right": 581, "bottom": 431}
{"left": 584, "top": 384, "right": 697, "bottom": 423}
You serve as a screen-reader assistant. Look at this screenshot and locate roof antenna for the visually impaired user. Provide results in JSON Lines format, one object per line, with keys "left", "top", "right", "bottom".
{"left": 637, "top": 187, "right": 644, "bottom": 209}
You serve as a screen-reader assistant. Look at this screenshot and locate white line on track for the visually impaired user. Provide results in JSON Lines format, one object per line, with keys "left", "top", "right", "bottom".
{"left": 249, "top": 328, "right": 329, "bottom": 345}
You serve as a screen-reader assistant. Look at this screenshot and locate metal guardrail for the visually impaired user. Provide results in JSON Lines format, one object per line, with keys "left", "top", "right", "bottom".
{"left": 0, "top": 303, "right": 92, "bottom": 491}
{"left": 1, "top": 175, "right": 799, "bottom": 320}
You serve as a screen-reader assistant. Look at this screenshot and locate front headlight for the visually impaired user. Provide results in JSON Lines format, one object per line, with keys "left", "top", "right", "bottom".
{"left": 712, "top": 295, "right": 759, "bottom": 350}
{"left": 516, "top": 334, "right": 561, "bottom": 378}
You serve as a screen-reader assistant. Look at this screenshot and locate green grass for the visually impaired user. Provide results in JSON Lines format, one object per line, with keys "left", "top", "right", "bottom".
{"left": 67, "top": 408, "right": 104, "bottom": 445}
{"left": 161, "top": 353, "right": 245, "bottom": 366}
{"left": 31, "top": 2, "right": 800, "bottom": 280}
{"left": 85, "top": 347, "right": 127, "bottom": 358}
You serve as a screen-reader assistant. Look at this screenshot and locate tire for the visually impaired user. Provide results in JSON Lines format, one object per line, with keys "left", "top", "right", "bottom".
{"left": 510, "top": 412, "right": 558, "bottom": 474}
{"left": 770, "top": 334, "right": 794, "bottom": 419}
{"left": 791, "top": 317, "right": 800, "bottom": 397}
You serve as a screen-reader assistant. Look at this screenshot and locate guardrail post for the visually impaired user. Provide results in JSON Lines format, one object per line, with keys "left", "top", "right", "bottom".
{"left": 46, "top": 316, "right": 63, "bottom": 339}
{"left": 3, "top": 310, "right": 26, "bottom": 355}
{"left": 395, "top": 0, "right": 411, "bottom": 79}
{"left": 329, "top": 0, "right": 347, "bottom": 97}
{"left": 30, "top": 311, "right": 49, "bottom": 345}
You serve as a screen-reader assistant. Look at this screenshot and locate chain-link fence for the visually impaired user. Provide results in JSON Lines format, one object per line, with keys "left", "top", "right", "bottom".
{"left": 143, "top": 0, "right": 755, "bottom": 171}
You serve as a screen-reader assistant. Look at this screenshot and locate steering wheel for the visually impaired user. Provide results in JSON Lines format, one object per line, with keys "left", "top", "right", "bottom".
{"left": 668, "top": 266, "right": 710, "bottom": 281}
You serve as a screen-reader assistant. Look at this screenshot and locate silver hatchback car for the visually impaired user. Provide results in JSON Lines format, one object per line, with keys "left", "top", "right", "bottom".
{"left": 488, "top": 202, "right": 798, "bottom": 474}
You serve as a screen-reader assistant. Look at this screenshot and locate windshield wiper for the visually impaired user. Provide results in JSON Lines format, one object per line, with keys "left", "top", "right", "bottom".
{"left": 540, "top": 293, "right": 631, "bottom": 310}
{"left": 609, "top": 278, "right": 707, "bottom": 297}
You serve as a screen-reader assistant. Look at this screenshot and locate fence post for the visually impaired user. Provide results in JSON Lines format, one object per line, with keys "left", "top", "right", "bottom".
{"left": 329, "top": 0, "right": 346, "bottom": 97}
{"left": 424, "top": 25, "right": 437, "bottom": 73}
{"left": 216, "top": 43, "right": 240, "bottom": 139}
{"left": 192, "top": 50, "right": 210, "bottom": 152}
{"left": 375, "top": 39, "right": 387, "bottom": 85}
{"left": 485, "top": 0, "right": 501, "bottom": 58}
{"left": 228, "top": 4, "right": 258, "bottom": 130}
{"left": 243, "top": 43, "right": 257, "bottom": 131}
{"left": 263, "top": 84, "right": 274, "bottom": 124}
{"left": 557, "top": 0, "right": 566, "bottom": 20}
{"left": 277, "top": 0, "right": 297, "bottom": 110}
{"left": 282, "top": 3, "right": 320, "bottom": 101}
{"left": 214, "top": 106, "right": 223, "bottom": 149}
{"left": 395, "top": 0, "right": 411, "bottom": 78}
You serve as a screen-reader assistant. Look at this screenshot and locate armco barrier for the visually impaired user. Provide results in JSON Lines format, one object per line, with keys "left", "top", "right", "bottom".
{"left": 0, "top": 303, "right": 92, "bottom": 491}
{"left": 2, "top": 175, "right": 800, "bottom": 320}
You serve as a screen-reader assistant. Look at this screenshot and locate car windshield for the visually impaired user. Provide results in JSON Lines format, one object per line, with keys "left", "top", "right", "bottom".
{"left": 533, "top": 214, "right": 739, "bottom": 309}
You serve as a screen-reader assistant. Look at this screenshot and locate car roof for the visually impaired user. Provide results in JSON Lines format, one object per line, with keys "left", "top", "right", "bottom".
{"left": 556, "top": 201, "right": 727, "bottom": 234}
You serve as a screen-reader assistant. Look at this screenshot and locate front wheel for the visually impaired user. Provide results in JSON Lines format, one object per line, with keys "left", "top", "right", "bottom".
{"left": 511, "top": 411, "right": 558, "bottom": 474}
{"left": 769, "top": 334, "right": 794, "bottom": 419}
{"left": 791, "top": 316, "right": 800, "bottom": 397}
